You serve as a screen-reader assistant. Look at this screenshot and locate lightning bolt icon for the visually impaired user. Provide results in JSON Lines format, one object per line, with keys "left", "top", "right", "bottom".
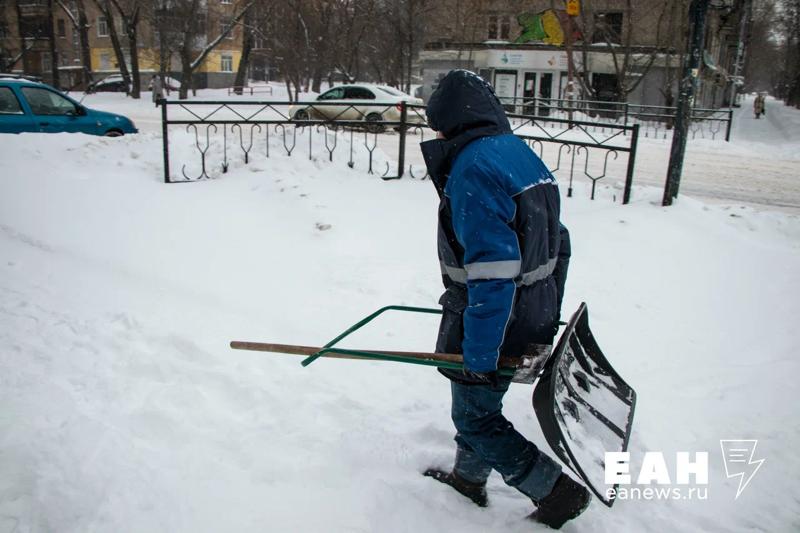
{"left": 720, "top": 439, "right": 765, "bottom": 499}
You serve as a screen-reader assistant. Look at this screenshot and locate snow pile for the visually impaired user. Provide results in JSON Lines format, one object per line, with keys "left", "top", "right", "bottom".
{"left": 1, "top": 130, "right": 799, "bottom": 532}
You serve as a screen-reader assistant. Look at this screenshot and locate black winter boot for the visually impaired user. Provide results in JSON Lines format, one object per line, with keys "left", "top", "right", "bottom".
{"left": 528, "top": 473, "right": 591, "bottom": 529}
{"left": 423, "top": 468, "right": 488, "bottom": 507}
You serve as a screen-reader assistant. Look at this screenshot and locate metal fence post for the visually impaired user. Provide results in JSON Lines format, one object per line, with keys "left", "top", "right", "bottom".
{"left": 161, "top": 99, "right": 170, "bottom": 183}
{"left": 725, "top": 108, "right": 733, "bottom": 142}
{"left": 396, "top": 102, "right": 407, "bottom": 179}
{"left": 623, "top": 102, "right": 629, "bottom": 134}
{"left": 623, "top": 124, "right": 639, "bottom": 205}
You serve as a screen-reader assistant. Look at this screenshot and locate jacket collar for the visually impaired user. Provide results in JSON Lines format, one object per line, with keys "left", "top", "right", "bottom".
{"left": 420, "top": 125, "right": 508, "bottom": 197}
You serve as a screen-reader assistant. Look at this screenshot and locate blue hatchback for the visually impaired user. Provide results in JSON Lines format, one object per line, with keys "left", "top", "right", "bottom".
{"left": 0, "top": 78, "right": 137, "bottom": 136}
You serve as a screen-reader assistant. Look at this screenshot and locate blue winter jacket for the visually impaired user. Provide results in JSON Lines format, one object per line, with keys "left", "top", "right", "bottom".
{"left": 421, "top": 70, "right": 570, "bottom": 380}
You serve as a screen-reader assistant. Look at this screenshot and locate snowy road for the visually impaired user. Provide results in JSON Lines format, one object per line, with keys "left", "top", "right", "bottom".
{"left": 629, "top": 96, "right": 800, "bottom": 212}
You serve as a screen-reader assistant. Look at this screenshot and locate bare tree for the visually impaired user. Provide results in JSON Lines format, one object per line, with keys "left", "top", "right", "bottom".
{"left": 569, "top": 0, "right": 677, "bottom": 102}
{"left": 743, "top": 0, "right": 780, "bottom": 94}
{"left": 783, "top": 0, "right": 800, "bottom": 106}
{"left": 109, "top": 0, "right": 142, "bottom": 98}
{"left": 55, "top": 0, "right": 94, "bottom": 86}
{"left": 92, "top": 0, "right": 132, "bottom": 92}
{"left": 46, "top": 0, "right": 60, "bottom": 87}
{"left": 1, "top": 2, "right": 33, "bottom": 72}
{"left": 170, "top": 0, "right": 254, "bottom": 99}
{"left": 233, "top": 5, "right": 255, "bottom": 93}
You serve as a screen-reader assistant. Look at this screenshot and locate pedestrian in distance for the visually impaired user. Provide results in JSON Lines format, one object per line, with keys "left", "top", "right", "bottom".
{"left": 419, "top": 69, "right": 591, "bottom": 529}
{"left": 754, "top": 93, "right": 765, "bottom": 119}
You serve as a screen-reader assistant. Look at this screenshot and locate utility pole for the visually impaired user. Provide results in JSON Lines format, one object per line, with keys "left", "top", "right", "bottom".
{"left": 565, "top": 0, "right": 580, "bottom": 122}
{"left": 662, "top": 0, "right": 710, "bottom": 207}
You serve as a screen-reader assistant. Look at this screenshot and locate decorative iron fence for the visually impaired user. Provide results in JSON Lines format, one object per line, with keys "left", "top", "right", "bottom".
{"left": 498, "top": 97, "right": 733, "bottom": 142}
{"left": 160, "top": 99, "right": 640, "bottom": 204}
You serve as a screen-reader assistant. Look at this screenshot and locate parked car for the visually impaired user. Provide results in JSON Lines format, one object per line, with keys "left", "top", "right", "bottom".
{"left": 86, "top": 75, "right": 129, "bottom": 94}
{"left": 0, "top": 78, "right": 138, "bottom": 135}
{"left": 289, "top": 84, "right": 424, "bottom": 132}
{"left": 148, "top": 76, "right": 181, "bottom": 91}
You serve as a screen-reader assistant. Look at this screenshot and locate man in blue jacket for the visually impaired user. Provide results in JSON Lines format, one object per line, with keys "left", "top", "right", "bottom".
{"left": 420, "top": 70, "right": 590, "bottom": 529}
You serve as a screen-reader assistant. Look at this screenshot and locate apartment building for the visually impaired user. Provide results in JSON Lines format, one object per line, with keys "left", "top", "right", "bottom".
{"left": 0, "top": 0, "right": 246, "bottom": 90}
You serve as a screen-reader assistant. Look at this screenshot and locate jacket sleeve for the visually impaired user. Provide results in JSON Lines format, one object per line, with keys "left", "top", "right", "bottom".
{"left": 553, "top": 223, "right": 571, "bottom": 319}
{"left": 448, "top": 163, "right": 519, "bottom": 373}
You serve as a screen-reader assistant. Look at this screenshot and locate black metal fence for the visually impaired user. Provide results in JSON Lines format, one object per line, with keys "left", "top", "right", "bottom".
{"left": 160, "top": 99, "right": 640, "bottom": 204}
{"left": 499, "top": 97, "right": 733, "bottom": 142}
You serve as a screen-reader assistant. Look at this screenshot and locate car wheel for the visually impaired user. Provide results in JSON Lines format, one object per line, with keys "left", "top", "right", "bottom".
{"left": 293, "top": 109, "right": 310, "bottom": 121}
{"left": 104, "top": 129, "right": 124, "bottom": 137}
{"left": 365, "top": 113, "right": 385, "bottom": 134}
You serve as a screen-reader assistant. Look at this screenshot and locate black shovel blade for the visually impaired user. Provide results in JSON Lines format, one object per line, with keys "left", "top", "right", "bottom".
{"left": 532, "top": 303, "right": 637, "bottom": 508}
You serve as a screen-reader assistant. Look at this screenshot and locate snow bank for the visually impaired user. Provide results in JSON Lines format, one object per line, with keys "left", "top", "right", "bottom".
{"left": 1, "top": 131, "right": 799, "bottom": 532}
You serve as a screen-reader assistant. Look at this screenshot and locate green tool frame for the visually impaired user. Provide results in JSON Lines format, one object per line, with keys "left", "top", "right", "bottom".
{"left": 300, "top": 305, "right": 516, "bottom": 377}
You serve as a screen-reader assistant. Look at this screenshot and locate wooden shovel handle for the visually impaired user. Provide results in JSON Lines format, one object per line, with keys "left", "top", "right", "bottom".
{"left": 229, "top": 341, "right": 518, "bottom": 368}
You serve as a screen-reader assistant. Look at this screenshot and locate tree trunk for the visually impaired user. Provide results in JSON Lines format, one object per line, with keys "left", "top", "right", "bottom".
{"left": 13, "top": 1, "right": 28, "bottom": 73}
{"left": 47, "top": 0, "right": 61, "bottom": 88}
{"left": 158, "top": 27, "right": 170, "bottom": 95}
{"left": 77, "top": 0, "right": 93, "bottom": 87}
{"left": 127, "top": 25, "right": 140, "bottom": 98}
{"left": 284, "top": 78, "right": 293, "bottom": 102}
{"left": 311, "top": 66, "right": 322, "bottom": 93}
{"left": 99, "top": 0, "right": 131, "bottom": 92}
{"left": 234, "top": 28, "right": 253, "bottom": 95}
{"left": 179, "top": 50, "right": 191, "bottom": 99}
{"left": 789, "top": 18, "right": 800, "bottom": 107}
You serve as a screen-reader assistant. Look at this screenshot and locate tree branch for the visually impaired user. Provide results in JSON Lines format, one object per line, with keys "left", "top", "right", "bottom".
{"left": 189, "top": 0, "right": 255, "bottom": 70}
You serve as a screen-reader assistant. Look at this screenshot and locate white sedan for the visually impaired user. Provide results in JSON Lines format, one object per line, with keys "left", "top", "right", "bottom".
{"left": 289, "top": 84, "right": 424, "bottom": 131}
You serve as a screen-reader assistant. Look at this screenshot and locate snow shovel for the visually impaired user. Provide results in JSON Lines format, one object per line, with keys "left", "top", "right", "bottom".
{"left": 230, "top": 303, "right": 636, "bottom": 507}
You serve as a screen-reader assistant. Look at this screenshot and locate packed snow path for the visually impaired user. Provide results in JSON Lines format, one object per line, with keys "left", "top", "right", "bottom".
{"left": 1, "top": 129, "right": 799, "bottom": 532}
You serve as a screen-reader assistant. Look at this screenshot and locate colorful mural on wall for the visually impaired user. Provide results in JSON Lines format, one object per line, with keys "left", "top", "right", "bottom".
{"left": 515, "top": 10, "right": 564, "bottom": 45}
{"left": 515, "top": 9, "right": 582, "bottom": 46}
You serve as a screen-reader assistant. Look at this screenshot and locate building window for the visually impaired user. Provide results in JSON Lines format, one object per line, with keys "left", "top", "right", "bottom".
{"left": 99, "top": 52, "right": 111, "bottom": 70}
{"left": 221, "top": 53, "right": 233, "bottom": 72}
{"left": 592, "top": 12, "right": 624, "bottom": 44}
{"left": 487, "top": 14, "right": 511, "bottom": 40}
{"left": 57, "top": 19, "right": 66, "bottom": 38}
{"left": 42, "top": 52, "right": 51, "bottom": 72}
{"left": 97, "top": 16, "right": 109, "bottom": 37}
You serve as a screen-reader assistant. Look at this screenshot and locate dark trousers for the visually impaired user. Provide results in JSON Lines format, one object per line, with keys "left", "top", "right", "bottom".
{"left": 450, "top": 377, "right": 561, "bottom": 501}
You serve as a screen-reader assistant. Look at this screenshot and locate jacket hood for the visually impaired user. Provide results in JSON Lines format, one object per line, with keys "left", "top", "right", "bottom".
{"left": 421, "top": 70, "right": 512, "bottom": 191}
{"left": 425, "top": 69, "right": 511, "bottom": 139}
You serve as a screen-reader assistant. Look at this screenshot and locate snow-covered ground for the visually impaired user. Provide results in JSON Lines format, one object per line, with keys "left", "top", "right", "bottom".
{"left": 1, "top": 90, "right": 800, "bottom": 532}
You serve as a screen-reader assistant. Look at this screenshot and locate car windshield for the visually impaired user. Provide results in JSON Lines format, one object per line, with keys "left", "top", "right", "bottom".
{"left": 377, "top": 86, "right": 405, "bottom": 97}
